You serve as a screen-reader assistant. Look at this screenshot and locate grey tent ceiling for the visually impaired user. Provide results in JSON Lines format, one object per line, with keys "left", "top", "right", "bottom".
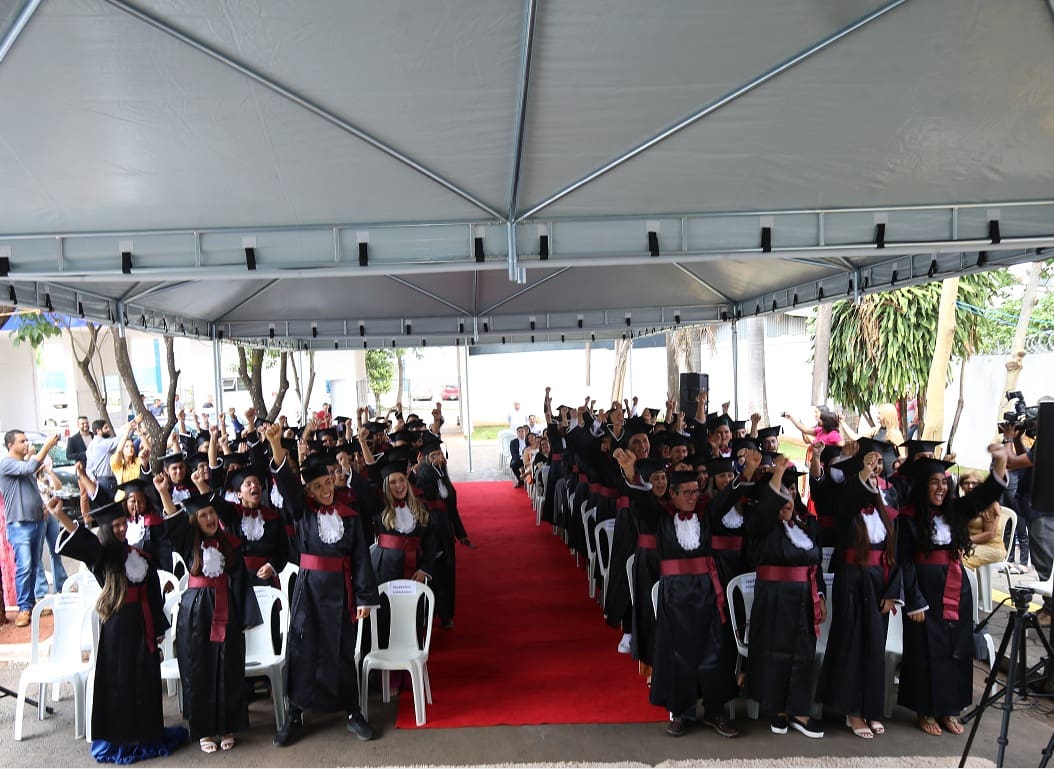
{"left": 1, "top": 0, "right": 1053, "bottom": 348}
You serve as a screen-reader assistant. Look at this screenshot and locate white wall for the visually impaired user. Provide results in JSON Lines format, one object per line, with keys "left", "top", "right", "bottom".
{"left": 0, "top": 336, "right": 41, "bottom": 433}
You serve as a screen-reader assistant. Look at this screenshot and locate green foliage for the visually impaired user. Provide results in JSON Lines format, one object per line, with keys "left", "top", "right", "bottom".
{"left": 10, "top": 311, "right": 63, "bottom": 349}
{"left": 365, "top": 349, "right": 395, "bottom": 400}
{"left": 969, "top": 262, "right": 1054, "bottom": 354}
{"left": 826, "top": 273, "right": 1002, "bottom": 416}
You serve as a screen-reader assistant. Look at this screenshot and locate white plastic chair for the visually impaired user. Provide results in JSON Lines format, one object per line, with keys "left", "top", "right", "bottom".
{"left": 581, "top": 506, "right": 598, "bottom": 599}
{"left": 496, "top": 430, "right": 515, "bottom": 473}
{"left": 159, "top": 601, "right": 182, "bottom": 711}
{"left": 810, "top": 571, "right": 836, "bottom": 719}
{"left": 595, "top": 519, "right": 617, "bottom": 607}
{"left": 976, "top": 507, "right": 1018, "bottom": 612}
{"left": 360, "top": 580, "right": 435, "bottom": 726}
{"left": 156, "top": 569, "right": 180, "bottom": 597}
{"left": 170, "top": 551, "right": 189, "bottom": 590}
{"left": 14, "top": 593, "right": 98, "bottom": 740}
{"left": 62, "top": 572, "right": 102, "bottom": 658}
{"left": 883, "top": 602, "right": 903, "bottom": 719}
{"left": 651, "top": 580, "right": 659, "bottom": 616}
{"left": 725, "top": 572, "right": 760, "bottom": 720}
{"left": 278, "top": 561, "right": 299, "bottom": 607}
{"left": 244, "top": 586, "right": 289, "bottom": 728}
{"left": 821, "top": 547, "right": 834, "bottom": 574}
{"left": 626, "top": 553, "right": 636, "bottom": 610}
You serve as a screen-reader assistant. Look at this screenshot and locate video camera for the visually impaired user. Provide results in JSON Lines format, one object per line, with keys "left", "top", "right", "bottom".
{"left": 1003, "top": 391, "right": 1040, "bottom": 437}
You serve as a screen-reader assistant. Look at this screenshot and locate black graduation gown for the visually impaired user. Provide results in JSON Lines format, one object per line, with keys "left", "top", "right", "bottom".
{"left": 897, "top": 474, "right": 1004, "bottom": 717}
{"left": 818, "top": 475, "right": 902, "bottom": 720}
{"left": 225, "top": 502, "right": 288, "bottom": 588}
{"left": 165, "top": 514, "right": 262, "bottom": 739}
{"left": 416, "top": 463, "right": 468, "bottom": 623}
{"left": 745, "top": 485, "right": 825, "bottom": 717}
{"left": 649, "top": 506, "right": 732, "bottom": 718}
{"left": 56, "top": 526, "right": 168, "bottom": 745}
{"left": 272, "top": 459, "right": 380, "bottom": 714}
{"left": 126, "top": 510, "right": 175, "bottom": 574}
{"left": 628, "top": 494, "right": 662, "bottom": 666}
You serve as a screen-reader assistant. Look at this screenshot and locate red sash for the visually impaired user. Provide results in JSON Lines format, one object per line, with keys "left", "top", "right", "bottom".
{"left": 300, "top": 553, "right": 356, "bottom": 620}
{"left": 913, "top": 549, "right": 963, "bottom": 621}
{"left": 598, "top": 487, "right": 617, "bottom": 499}
{"left": 123, "top": 583, "right": 158, "bottom": 653}
{"left": 187, "top": 575, "right": 229, "bottom": 643}
{"left": 636, "top": 534, "right": 657, "bottom": 549}
{"left": 844, "top": 547, "right": 892, "bottom": 584}
{"left": 377, "top": 533, "right": 422, "bottom": 579}
{"left": 659, "top": 556, "right": 726, "bottom": 623}
{"left": 757, "top": 564, "right": 822, "bottom": 636}
{"left": 141, "top": 513, "right": 165, "bottom": 527}
{"left": 711, "top": 535, "right": 743, "bottom": 551}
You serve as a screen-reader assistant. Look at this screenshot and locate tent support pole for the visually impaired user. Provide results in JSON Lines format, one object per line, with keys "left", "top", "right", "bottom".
{"left": 731, "top": 319, "right": 740, "bottom": 417}
{"left": 213, "top": 336, "right": 224, "bottom": 426}
{"left": 461, "top": 338, "right": 473, "bottom": 473}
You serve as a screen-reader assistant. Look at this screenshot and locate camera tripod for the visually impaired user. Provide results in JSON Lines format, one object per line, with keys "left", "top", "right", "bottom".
{"left": 959, "top": 586, "right": 1054, "bottom": 768}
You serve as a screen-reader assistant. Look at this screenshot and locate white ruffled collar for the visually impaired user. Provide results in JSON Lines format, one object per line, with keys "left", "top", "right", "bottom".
{"left": 317, "top": 509, "right": 345, "bottom": 544}
{"left": 201, "top": 542, "right": 225, "bottom": 578}
{"left": 394, "top": 503, "right": 416, "bottom": 534}
{"left": 782, "top": 519, "right": 815, "bottom": 551}
{"left": 673, "top": 514, "right": 701, "bottom": 551}
{"left": 125, "top": 548, "right": 148, "bottom": 584}
{"left": 932, "top": 514, "right": 952, "bottom": 546}
{"left": 861, "top": 508, "right": 888, "bottom": 544}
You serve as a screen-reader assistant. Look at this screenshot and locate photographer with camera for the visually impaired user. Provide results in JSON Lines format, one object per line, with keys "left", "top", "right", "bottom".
{"left": 1003, "top": 393, "right": 1054, "bottom": 622}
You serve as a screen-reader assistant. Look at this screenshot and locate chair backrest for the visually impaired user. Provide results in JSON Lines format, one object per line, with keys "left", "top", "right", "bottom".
{"left": 156, "top": 569, "right": 180, "bottom": 596}
{"left": 626, "top": 553, "right": 636, "bottom": 608}
{"left": 821, "top": 547, "right": 834, "bottom": 573}
{"left": 538, "top": 465, "right": 550, "bottom": 496}
{"left": 651, "top": 581, "right": 659, "bottom": 616}
{"left": 963, "top": 563, "right": 980, "bottom": 623}
{"left": 582, "top": 507, "right": 598, "bottom": 560}
{"left": 61, "top": 571, "right": 102, "bottom": 603}
{"left": 246, "top": 586, "right": 287, "bottom": 660}
{"left": 32, "top": 592, "right": 96, "bottom": 667}
{"left": 595, "top": 519, "right": 616, "bottom": 573}
{"left": 726, "top": 572, "right": 756, "bottom": 656}
{"left": 496, "top": 430, "right": 515, "bottom": 456}
{"left": 278, "top": 562, "right": 299, "bottom": 604}
{"left": 374, "top": 580, "right": 435, "bottom": 655}
{"left": 885, "top": 602, "right": 903, "bottom": 656}
{"left": 999, "top": 506, "right": 1018, "bottom": 554}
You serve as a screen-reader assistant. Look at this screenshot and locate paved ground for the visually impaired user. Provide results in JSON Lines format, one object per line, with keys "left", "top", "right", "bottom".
{"left": 1, "top": 433, "right": 1051, "bottom": 766}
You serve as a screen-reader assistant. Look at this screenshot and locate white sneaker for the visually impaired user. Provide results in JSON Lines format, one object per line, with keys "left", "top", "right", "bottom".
{"left": 617, "top": 633, "right": 632, "bottom": 654}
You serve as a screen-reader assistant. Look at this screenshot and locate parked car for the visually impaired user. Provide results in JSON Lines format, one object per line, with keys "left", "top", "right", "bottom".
{"left": 411, "top": 384, "right": 433, "bottom": 401}
{"left": 441, "top": 384, "right": 460, "bottom": 401}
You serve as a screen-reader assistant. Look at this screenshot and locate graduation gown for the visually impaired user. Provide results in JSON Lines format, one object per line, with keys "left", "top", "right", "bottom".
{"left": 272, "top": 459, "right": 380, "bottom": 714}
{"left": 817, "top": 475, "right": 902, "bottom": 720}
{"left": 897, "top": 474, "right": 1004, "bottom": 717}
{"left": 415, "top": 462, "right": 468, "bottom": 623}
{"left": 745, "top": 485, "right": 825, "bottom": 717}
{"left": 625, "top": 492, "right": 662, "bottom": 666}
{"left": 165, "top": 514, "right": 262, "bottom": 739}
{"left": 56, "top": 525, "right": 168, "bottom": 745}
{"left": 226, "top": 502, "right": 288, "bottom": 588}
{"left": 125, "top": 509, "right": 175, "bottom": 574}
{"left": 649, "top": 505, "right": 732, "bottom": 717}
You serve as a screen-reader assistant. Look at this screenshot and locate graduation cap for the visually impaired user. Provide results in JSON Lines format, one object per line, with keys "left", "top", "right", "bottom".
{"left": 317, "top": 427, "right": 339, "bottom": 442}
{"left": 334, "top": 416, "right": 350, "bottom": 425}
{"left": 645, "top": 407, "right": 661, "bottom": 419}
{"left": 185, "top": 451, "right": 210, "bottom": 469}
{"left": 665, "top": 433, "right": 688, "bottom": 448}
{"left": 624, "top": 417, "right": 651, "bottom": 438}
{"left": 418, "top": 435, "right": 443, "bottom": 456}
{"left": 280, "top": 437, "right": 298, "bottom": 456}
{"left": 380, "top": 448, "right": 415, "bottom": 480}
{"left": 363, "top": 421, "right": 390, "bottom": 434}
{"left": 729, "top": 437, "right": 760, "bottom": 455}
{"left": 756, "top": 425, "right": 782, "bottom": 442}
{"left": 635, "top": 458, "right": 667, "bottom": 479}
{"left": 404, "top": 413, "right": 424, "bottom": 425}
{"left": 218, "top": 451, "right": 248, "bottom": 467}
{"left": 778, "top": 466, "right": 804, "bottom": 488}
{"left": 300, "top": 455, "right": 332, "bottom": 484}
{"left": 181, "top": 491, "right": 225, "bottom": 517}
{"left": 668, "top": 470, "right": 699, "bottom": 487}
{"left": 901, "top": 439, "right": 944, "bottom": 459}
{"left": 160, "top": 451, "right": 186, "bottom": 467}
{"left": 88, "top": 500, "right": 128, "bottom": 527}
{"left": 731, "top": 420, "right": 747, "bottom": 433}
{"left": 705, "top": 458, "right": 736, "bottom": 476}
{"left": 705, "top": 414, "right": 733, "bottom": 432}
{"left": 117, "top": 477, "right": 153, "bottom": 499}
{"left": 305, "top": 439, "right": 326, "bottom": 454}
{"left": 905, "top": 457, "right": 956, "bottom": 483}
{"left": 227, "top": 465, "right": 264, "bottom": 491}
{"left": 819, "top": 444, "right": 843, "bottom": 466}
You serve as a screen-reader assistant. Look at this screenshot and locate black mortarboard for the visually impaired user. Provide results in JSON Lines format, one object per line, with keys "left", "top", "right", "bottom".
{"left": 219, "top": 451, "right": 248, "bottom": 467}
{"left": 181, "top": 491, "right": 223, "bottom": 516}
{"left": 856, "top": 437, "right": 894, "bottom": 458}
{"left": 227, "top": 466, "right": 263, "bottom": 491}
{"left": 756, "top": 426, "right": 782, "bottom": 441}
{"left": 185, "top": 451, "right": 210, "bottom": 469}
{"left": 665, "top": 433, "right": 688, "bottom": 448}
{"left": 901, "top": 439, "right": 944, "bottom": 459}
{"left": 117, "top": 478, "right": 153, "bottom": 499}
{"left": 318, "top": 427, "right": 339, "bottom": 442}
{"left": 335, "top": 416, "right": 350, "bottom": 424}
{"left": 635, "top": 458, "right": 667, "bottom": 479}
{"left": 779, "top": 466, "right": 804, "bottom": 487}
{"left": 280, "top": 438, "right": 298, "bottom": 456}
{"left": 160, "top": 451, "right": 186, "bottom": 467}
{"left": 731, "top": 420, "right": 747, "bottom": 432}
{"left": 380, "top": 446, "right": 415, "bottom": 479}
{"left": 418, "top": 435, "right": 443, "bottom": 456}
{"left": 705, "top": 414, "right": 733, "bottom": 432}
{"left": 300, "top": 456, "right": 332, "bottom": 484}
{"left": 705, "top": 458, "right": 736, "bottom": 476}
{"left": 646, "top": 408, "right": 660, "bottom": 419}
{"left": 668, "top": 470, "right": 698, "bottom": 487}
{"left": 819, "top": 444, "right": 843, "bottom": 466}
{"left": 89, "top": 500, "right": 127, "bottom": 527}
{"left": 306, "top": 439, "right": 325, "bottom": 454}
{"left": 388, "top": 430, "right": 415, "bottom": 445}
{"left": 624, "top": 417, "right": 651, "bottom": 438}
{"left": 907, "top": 457, "right": 956, "bottom": 481}
{"left": 364, "top": 421, "right": 390, "bottom": 434}
{"left": 729, "top": 437, "right": 760, "bottom": 455}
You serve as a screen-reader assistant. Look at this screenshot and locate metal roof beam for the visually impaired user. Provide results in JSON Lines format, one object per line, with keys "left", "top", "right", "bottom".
{"left": 384, "top": 275, "right": 472, "bottom": 317}
{"left": 479, "top": 267, "right": 571, "bottom": 316}
{"left": 508, "top": 0, "right": 538, "bottom": 219}
{"left": 516, "top": 0, "right": 910, "bottom": 220}
{"left": 103, "top": 0, "right": 506, "bottom": 222}
{"left": 0, "top": 0, "right": 43, "bottom": 70}
{"left": 672, "top": 263, "right": 733, "bottom": 304}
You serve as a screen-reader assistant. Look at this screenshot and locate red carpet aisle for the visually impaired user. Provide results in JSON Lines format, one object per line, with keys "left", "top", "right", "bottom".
{"left": 396, "top": 481, "right": 666, "bottom": 728}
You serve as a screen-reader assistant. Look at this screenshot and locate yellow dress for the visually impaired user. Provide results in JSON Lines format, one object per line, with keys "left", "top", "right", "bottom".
{"left": 962, "top": 508, "right": 1007, "bottom": 570}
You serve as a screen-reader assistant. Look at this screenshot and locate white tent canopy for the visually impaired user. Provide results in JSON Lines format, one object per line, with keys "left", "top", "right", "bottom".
{"left": 1, "top": 0, "right": 1052, "bottom": 349}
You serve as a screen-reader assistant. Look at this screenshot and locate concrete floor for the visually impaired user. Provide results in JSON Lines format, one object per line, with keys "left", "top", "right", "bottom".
{"left": 1, "top": 431, "right": 1051, "bottom": 766}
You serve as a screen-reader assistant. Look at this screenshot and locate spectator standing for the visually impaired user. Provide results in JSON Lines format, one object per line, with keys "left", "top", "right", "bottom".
{"left": 65, "top": 416, "right": 93, "bottom": 466}
{"left": 0, "top": 429, "right": 60, "bottom": 626}
{"left": 85, "top": 418, "right": 136, "bottom": 499}
{"left": 507, "top": 401, "right": 525, "bottom": 430}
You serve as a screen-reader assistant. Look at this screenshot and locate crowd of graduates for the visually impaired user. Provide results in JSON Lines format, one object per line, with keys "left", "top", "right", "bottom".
{"left": 46, "top": 402, "right": 470, "bottom": 760}
{"left": 519, "top": 388, "right": 1010, "bottom": 741}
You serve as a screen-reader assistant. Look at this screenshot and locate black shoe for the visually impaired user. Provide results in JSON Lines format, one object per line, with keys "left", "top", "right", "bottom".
{"left": 790, "top": 717, "right": 824, "bottom": 739}
{"left": 666, "top": 717, "right": 687, "bottom": 737}
{"left": 273, "top": 714, "right": 304, "bottom": 746}
{"left": 770, "top": 714, "right": 789, "bottom": 735}
{"left": 347, "top": 712, "right": 375, "bottom": 741}
{"left": 702, "top": 713, "right": 739, "bottom": 738}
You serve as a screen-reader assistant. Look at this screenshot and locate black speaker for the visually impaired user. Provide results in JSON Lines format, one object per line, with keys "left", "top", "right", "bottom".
{"left": 678, "top": 373, "right": 709, "bottom": 417}
{"left": 1031, "top": 402, "right": 1054, "bottom": 512}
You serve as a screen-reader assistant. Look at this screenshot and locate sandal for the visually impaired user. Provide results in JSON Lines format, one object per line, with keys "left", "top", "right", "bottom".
{"left": 199, "top": 737, "right": 218, "bottom": 754}
{"left": 918, "top": 715, "right": 942, "bottom": 736}
{"left": 868, "top": 720, "right": 886, "bottom": 735}
{"left": 846, "top": 716, "right": 874, "bottom": 739}
{"left": 220, "top": 734, "right": 236, "bottom": 750}
{"left": 937, "top": 716, "right": 964, "bottom": 735}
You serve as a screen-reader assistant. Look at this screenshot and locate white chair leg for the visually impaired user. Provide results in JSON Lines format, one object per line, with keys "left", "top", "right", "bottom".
{"left": 986, "top": 633, "right": 996, "bottom": 669}
{"left": 73, "top": 679, "right": 86, "bottom": 740}
{"left": 747, "top": 699, "right": 759, "bottom": 720}
{"left": 411, "top": 664, "right": 426, "bottom": 726}
{"left": 14, "top": 675, "right": 30, "bottom": 740}
{"left": 381, "top": 670, "right": 391, "bottom": 702}
{"left": 978, "top": 566, "right": 993, "bottom": 613}
{"left": 38, "top": 683, "right": 46, "bottom": 720}
{"left": 359, "top": 662, "right": 370, "bottom": 718}
{"left": 423, "top": 664, "right": 432, "bottom": 704}
{"left": 269, "top": 671, "right": 286, "bottom": 729}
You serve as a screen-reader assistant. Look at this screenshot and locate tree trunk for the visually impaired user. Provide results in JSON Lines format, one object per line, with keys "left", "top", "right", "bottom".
{"left": 746, "top": 316, "right": 770, "bottom": 425}
{"left": 921, "top": 277, "right": 959, "bottom": 441}
{"left": 68, "top": 322, "right": 112, "bottom": 425}
{"left": 812, "top": 302, "right": 833, "bottom": 405}
{"left": 947, "top": 357, "right": 967, "bottom": 454}
{"left": 999, "top": 260, "right": 1043, "bottom": 422}
{"left": 265, "top": 351, "right": 289, "bottom": 422}
{"left": 611, "top": 338, "right": 632, "bottom": 403}
{"left": 236, "top": 347, "right": 268, "bottom": 416}
{"left": 113, "top": 330, "right": 177, "bottom": 472}
{"left": 666, "top": 331, "right": 680, "bottom": 405}
{"left": 302, "top": 351, "right": 316, "bottom": 423}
